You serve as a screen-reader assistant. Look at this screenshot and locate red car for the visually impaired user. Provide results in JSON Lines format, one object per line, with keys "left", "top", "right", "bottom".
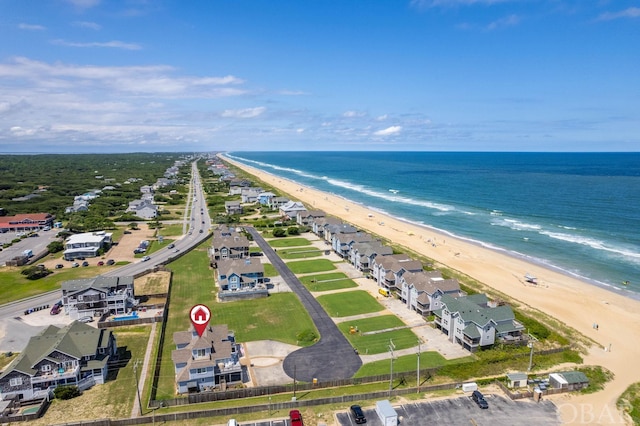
{"left": 289, "top": 409, "right": 304, "bottom": 426}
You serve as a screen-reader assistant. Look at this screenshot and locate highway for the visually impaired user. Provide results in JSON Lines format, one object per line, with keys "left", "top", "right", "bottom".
{"left": 0, "top": 160, "right": 209, "bottom": 352}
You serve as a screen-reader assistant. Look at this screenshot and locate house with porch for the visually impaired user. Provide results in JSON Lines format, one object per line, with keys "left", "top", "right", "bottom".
{"left": 296, "top": 210, "right": 325, "bottom": 226}
{"left": 433, "top": 293, "right": 525, "bottom": 352}
{"left": 268, "top": 196, "right": 289, "bottom": 210}
{"left": 279, "top": 201, "right": 307, "bottom": 219}
{"left": 61, "top": 276, "right": 136, "bottom": 319}
{"left": 172, "top": 324, "right": 242, "bottom": 393}
{"left": 224, "top": 201, "right": 243, "bottom": 215}
{"left": 311, "top": 217, "right": 344, "bottom": 240}
{"left": 332, "top": 232, "right": 375, "bottom": 259}
{"left": 399, "top": 270, "right": 463, "bottom": 316}
{"left": 240, "top": 187, "right": 262, "bottom": 203}
{"left": 0, "top": 321, "right": 117, "bottom": 401}
{"left": 258, "top": 191, "right": 276, "bottom": 205}
{"left": 216, "top": 258, "right": 265, "bottom": 291}
{"left": 349, "top": 241, "right": 393, "bottom": 273}
{"left": 211, "top": 227, "right": 250, "bottom": 261}
{"left": 63, "top": 231, "right": 113, "bottom": 260}
{"left": 370, "top": 254, "right": 423, "bottom": 294}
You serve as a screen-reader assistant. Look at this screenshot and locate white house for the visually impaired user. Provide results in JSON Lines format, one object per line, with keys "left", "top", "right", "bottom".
{"left": 63, "top": 231, "right": 113, "bottom": 260}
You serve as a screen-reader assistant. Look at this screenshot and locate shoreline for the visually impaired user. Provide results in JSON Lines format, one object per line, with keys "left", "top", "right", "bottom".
{"left": 222, "top": 153, "right": 640, "bottom": 425}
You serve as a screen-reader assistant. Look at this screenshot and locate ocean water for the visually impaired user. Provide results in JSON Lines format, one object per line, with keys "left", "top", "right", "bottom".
{"left": 227, "top": 152, "right": 640, "bottom": 298}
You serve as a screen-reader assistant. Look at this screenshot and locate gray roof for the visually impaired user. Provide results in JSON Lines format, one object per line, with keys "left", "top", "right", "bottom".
{"left": 61, "top": 276, "right": 134, "bottom": 294}
{"left": 0, "top": 321, "right": 113, "bottom": 379}
{"left": 439, "top": 293, "right": 517, "bottom": 329}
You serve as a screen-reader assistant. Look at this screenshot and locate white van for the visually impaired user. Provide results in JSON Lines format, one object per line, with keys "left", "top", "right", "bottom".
{"left": 227, "top": 420, "right": 238, "bottom": 426}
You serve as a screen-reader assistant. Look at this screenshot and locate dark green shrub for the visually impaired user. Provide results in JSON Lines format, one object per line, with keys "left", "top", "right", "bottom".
{"left": 53, "top": 385, "right": 81, "bottom": 400}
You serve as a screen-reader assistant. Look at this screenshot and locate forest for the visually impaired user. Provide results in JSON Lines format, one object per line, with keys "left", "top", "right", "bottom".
{"left": 0, "top": 153, "right": 190, "bottom": 230}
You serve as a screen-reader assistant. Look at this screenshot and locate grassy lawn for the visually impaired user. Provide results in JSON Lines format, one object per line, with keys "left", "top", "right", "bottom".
{"left": 158, "top": 223, "right": 185, "bottom": 237}
{"left": 267, "top": 237, "right": 312, "bottom": 248}
{"left": 144, "top": 239, "right": 176, "bottom": 255}
{"left": 337, "top": 316, "right": 420, "bottom": 355}
{"left": 286, "top": 259, "right": 337, "bottom": 274}
{"left": 299, "top": 272, "right": 358, "bottom": 292}
{"left": 263, "top": 263, "right": 279, "bottom": 277}
{"left": 316, "top": 290, "right": 385, "bottom": 317}
{"left": 355, "top": 351, "right": 457, "bottom": 377}
{"left": 277, "top": 248, "right": 323, "bottom": 260}
{"left": 31, "top": 325, "right": 151, "bottom": 425}
{"left": 0, "top": 266, "right": 101, "bottom": 306}
{"left": 155, "top": 244, "right": 317, "bottom": 401}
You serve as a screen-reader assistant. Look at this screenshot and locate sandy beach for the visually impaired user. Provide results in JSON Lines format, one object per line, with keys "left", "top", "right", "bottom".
{"left": 222, "top": 154, "right": 639, "bottom": 425}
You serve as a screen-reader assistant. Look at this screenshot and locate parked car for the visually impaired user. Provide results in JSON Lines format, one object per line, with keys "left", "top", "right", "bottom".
{"left": 50, "top": 305, "right": 61, "bottom": 315}
{"left": 227, "top": 420, "right": 238, "bottom": 426}
{"left": 55, "top": 264, "right": 64, "bottom": 269}
{"left": 471, "top": 390, "right": 489, "bottom": 409}
{"left": 167, "top": 243, "right": 175, "bottom": 249}
{"left": 289, "top": 409, "right": 304, "bottom": 426}
{"left": 141, "top": 255, "right": 151, "bottom": 262}
{"left": 82, "top": 261, "right": 89, "bottom": 267}
{"left": 72, "top": 262, "right": 79, "bottom": 268}
{"left": 350, "top": 405, "right": 367, "bottom": 424}
{"left": 97, "top": 261, "right": 104, "bottom": 266}
{"left": 106, "top": 259, "right": 115, "bottom": 265}
{"left": 199, "top": 229, "right": 203, "bottom": 233}
{"left": 78, "top": 316, "right": 94, "bottom": 323}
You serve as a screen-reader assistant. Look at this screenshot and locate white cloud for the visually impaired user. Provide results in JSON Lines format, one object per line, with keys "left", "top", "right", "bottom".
{"left": 376, "top": 114, "right": 388, "bottom": 121}
{"left": 51, "top": 39, "right": 142, "bottom": 50}
{"left": 343, "top": 110, "right": 366, "bottom": 118}
{"left": 374, "top": 126, "right": 402, "bottom": 136}
{"left": 486, "top": 14, "right": 520, "bottom": 30}
{"left": 18, "top": 23, "right": 46, "bottom": 31}
{"left": 221, "top": 107, "right": 266, "bottom": 118}
{"left": 73, "top": 21, "right": 102, "bottom": 30}
{"left": 597, "top": 7, "right": 640, "bottom": 21}
{"left": 10, "top": 126, "right": 38, "bottom": 136}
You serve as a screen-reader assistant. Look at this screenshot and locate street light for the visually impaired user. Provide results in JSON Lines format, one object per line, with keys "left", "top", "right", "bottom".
{"left": 528, "top": 341, "right": 534, "bottom": 371}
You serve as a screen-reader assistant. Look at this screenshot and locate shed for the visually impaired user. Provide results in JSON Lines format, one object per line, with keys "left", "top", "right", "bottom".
{"left": 376, "top": 400, "right": 398, "bottom": 426}
{"left": 549, "top": 371, "right": 589, "bottom": 391}
{"left": 506, "top": 372, "right": 528, "bottom": 388}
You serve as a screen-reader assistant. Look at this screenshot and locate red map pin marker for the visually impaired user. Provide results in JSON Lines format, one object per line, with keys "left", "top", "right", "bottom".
{"left": 190, "top": 304, "right": 211, "bottom": 337}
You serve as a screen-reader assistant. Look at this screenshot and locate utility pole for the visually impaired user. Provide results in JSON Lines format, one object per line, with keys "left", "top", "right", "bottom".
{"left": 527, "top": 331, "right": 539, "bottom": 372}
{"left": 417, "top": 339, "right": 421, "bottom": 392}
{"left": 133, "top": 359, "right": 143, "bottom": 416}
{"left": 388, "top": 339, "right": 396, "bottom": 397}
{"left": 293, "top": 364, "right": 297, "bottom": 400}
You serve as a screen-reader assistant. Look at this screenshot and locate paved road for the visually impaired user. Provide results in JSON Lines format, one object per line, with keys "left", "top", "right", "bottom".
{"left": 0, "top": 161, "right": 209, "bottom": 352}
{"left": 246, "top": 227, "right": 362, "bottom": 383}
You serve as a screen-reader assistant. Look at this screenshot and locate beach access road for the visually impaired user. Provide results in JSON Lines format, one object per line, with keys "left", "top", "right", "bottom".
{"left": 246, "top": 226, "right": 362, "bottom": 383}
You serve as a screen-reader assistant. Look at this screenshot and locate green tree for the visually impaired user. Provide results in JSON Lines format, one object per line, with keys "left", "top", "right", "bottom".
{"left": 47, "top": 240, "right": 64, "bottom": 253}
{"left": 53, "top": 385, "right": 81, "bottom": 400}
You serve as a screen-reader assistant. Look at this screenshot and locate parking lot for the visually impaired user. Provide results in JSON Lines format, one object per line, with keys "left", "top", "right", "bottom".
{"left": 0, "top": 230, "right": 59, "bottom": 265}
{"left": 333, "top": 394, "right": 560, "bottom": 426}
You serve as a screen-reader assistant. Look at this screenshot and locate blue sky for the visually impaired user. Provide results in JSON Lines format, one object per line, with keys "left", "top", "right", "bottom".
{"left": 0, "top": 0, "right": 638, "bottom": 153}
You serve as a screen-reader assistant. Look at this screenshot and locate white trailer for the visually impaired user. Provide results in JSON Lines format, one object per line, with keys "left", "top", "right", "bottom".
{"left": 376, "top": 400, "right": 398, "bottom": 426}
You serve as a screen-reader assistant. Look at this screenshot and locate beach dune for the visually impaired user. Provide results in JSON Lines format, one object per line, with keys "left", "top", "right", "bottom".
{"left": 222, "top": 154, "right": 639, "bottom": 425}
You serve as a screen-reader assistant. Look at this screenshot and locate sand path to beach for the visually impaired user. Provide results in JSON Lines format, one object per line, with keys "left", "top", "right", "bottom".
{"left": 223, "top": 154, "right": 639, "bottom": 425}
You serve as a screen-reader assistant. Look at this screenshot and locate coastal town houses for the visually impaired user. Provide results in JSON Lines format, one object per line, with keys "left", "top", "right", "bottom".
{"left": 278, "top": 201, "right": 307, "bottom": 219}
{"left": 240, "top": 187, "right": 263, "bottom": 203}
{"left": 296, "top": 210, "right": 325, "bottom": 226}
{"left": 370, "top": 254, "right": 423, "bottom": 293}
{"left": 257, "top": 191, "right": 276, "bottom": 205}
{"left": 349, "top": 241, "right": 393, "bottom": 273}
{"left": 172, "top": 324, "right": 242, "bottom": 393}
{"left": 126, "top": 199, "right": 158, "bottom": 220}
{"left": 224, "top": 201, "right": 243, "bottom": 215}
{"left": 210, "top": 226, "right": 250, "bottom": 261}
{"left": 61, "top": 276, "right": 137, "bottom": 320}
{"left": 332, "top": 231, "right": 376, "bottom": 259}
{"left": 216, "top": 258, "right": 265, "bottom": 291}
{"left": 0, "top": 322, "right": 117, "bottom": 401}
{"left": 228, "top": 179, "right": 252, "bottom": 195}
{"left": 63, "top": 231, "right": 113, "bottom": 260}
{"left": 312, "top": 216, "right": 344, "bottom": 240}
{"left": 433, "top": 293, "right": 525, "bottom": 352}
{"left": 268, "top": 196, "right": 289, "bottom": 210}
{"left": 323, "top": 222, "right": 358, "bottom": 245}
{"left": 399, "top": 271, "right": 463, "bottom": 316}
{"left": 0, "top": 213, "right": 54, "bottom": 233}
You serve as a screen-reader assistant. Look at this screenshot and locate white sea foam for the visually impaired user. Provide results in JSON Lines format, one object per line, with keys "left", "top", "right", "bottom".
{"left": 539, "top": 231, "right": 640, "bottom": 262}
{"left": 491, "top": 217, "right": 542, "bottom": 231}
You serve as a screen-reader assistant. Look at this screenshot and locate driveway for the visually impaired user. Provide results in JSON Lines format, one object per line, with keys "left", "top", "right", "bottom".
{"left": 246, "top": 227, "right": 362, "bottom": 383}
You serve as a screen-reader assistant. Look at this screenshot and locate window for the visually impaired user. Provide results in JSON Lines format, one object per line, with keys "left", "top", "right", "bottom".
{"left": 194, "top": 348, "right": 206, "bottom": 358}
{"left": 78, "top": 295, "right": 83, "bottom": 301}
{"left": 41, "top": 365, "right": 52, "bottom": 372}
{"left": 10, "top": 377, "right": 23, "bottom": 386}
{"left": 195, "top": 368, "right": 207, "bottom": 374}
